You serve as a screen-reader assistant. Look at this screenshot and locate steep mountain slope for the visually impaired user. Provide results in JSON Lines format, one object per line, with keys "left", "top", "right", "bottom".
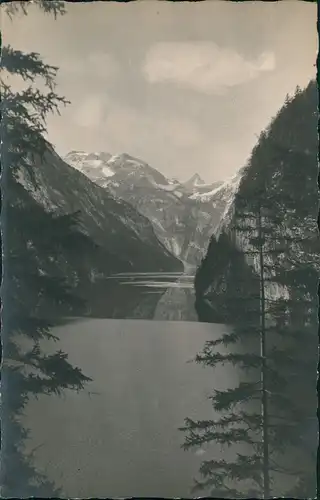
{"left": 195, "top": 80, "right": 318, "bottom": 319}
{"left": 191, "top": 169, "right": 244, "bottom": 232}
{"left": 65, "top": 152, "right": 235, "bottom": 265}
{"left": 192, "top": 80, "right": 318, "bottom": 498}
{"left": 16, "top": 144, "right": 184, "bottom": 318}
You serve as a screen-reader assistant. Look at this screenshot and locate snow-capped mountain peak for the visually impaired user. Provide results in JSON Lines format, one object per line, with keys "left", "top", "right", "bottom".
{"left": 64, "top": 149, "right": 237, "bottom": 264}
{"left": 107, "top": 153, "right": 145, "bottom": 169}
{"left": 66, "top": 150, "right": 112, "bottom": 165}
{"left": 213, "top": 167, "right": 247, "bottom": 235}
{"left": 192, "top": 173, "right": 205, "bottom": 186}
{"left": 191, "top": 168, "right": 243, "bottom": 201}
{"left": 64, "top": 151, "right": 115, "bottom": 186}
{"left": 64, "top": 151, "right": 171, "bottom": 190}
{"left": 183, "top": 173, "right": 206, "bottom": 190}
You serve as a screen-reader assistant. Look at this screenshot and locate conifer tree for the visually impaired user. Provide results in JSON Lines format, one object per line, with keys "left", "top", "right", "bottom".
{"left": 181, "top": 84, "right": 318, "bottom": 498}
{"left": 1, "top": 2, "right": 92, "bottom": 496}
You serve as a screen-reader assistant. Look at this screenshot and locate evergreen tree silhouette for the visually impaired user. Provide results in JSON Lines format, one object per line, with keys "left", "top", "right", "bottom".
{"left": 1, "top": 2, "right": 93, "bottom": 496}
{"left": 181, "top": 82, "right": 318, "bottom": 498}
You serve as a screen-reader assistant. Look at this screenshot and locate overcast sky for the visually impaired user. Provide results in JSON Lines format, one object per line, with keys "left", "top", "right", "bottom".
{"left": 3, "top": 1, "right": 317, "bottom": 182}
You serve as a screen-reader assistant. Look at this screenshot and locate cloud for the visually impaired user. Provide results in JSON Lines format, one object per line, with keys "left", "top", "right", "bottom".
{"left": 143, "top": 42, "right": 276, "bottom": 94}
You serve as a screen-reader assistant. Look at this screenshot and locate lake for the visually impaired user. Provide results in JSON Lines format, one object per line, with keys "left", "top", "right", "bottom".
{"left": 86, "top": 270, "right": 199, "bottom": 321}
{"left": 20, "top": 318, "right": 242, "bottom": 498}
{"left": 17, "top": 270, "right": 316, "bottom": 498}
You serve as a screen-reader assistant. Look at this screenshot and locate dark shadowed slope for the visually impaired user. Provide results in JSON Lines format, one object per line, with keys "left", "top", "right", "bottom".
{"left": 190, "top": 80, "right": 318, "bottom": 498}
{"left": 195, "top": 80, "right": 318, "bottom": 322}
{"left": 15, "top": 143, "right": 184, "bottom": 317}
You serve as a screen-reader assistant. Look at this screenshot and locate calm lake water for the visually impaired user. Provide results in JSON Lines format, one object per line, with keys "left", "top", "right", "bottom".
{"left": 20, "top": 318, "right": 242, "bottom": 498}
{"left": 18, "top": 272, "right": 316, "bottom": 497}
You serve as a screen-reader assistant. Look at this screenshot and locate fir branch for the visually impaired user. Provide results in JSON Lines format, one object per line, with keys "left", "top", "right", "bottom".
{"left": 4, "top": 0, "right": 66, "bottom": 19}
{"left": 182, "top": 427, "right": 256, "bottom": 450}
{"left": 1, "top": 46, "right": 58, "bottom": 89}
{"left": 209, "top": 383, "right": 261, "bottom": 411}
{"left": 2, "top": 84, "right": 70, "bottom": 123}
{"left": 200, "top": 331, "right": 240, "bottom": 347}
{"left": 199, "top": 453, "right": 264, "bottom": 486}
{"left": 195, "top": 350, "right": 262, "bottom": 370}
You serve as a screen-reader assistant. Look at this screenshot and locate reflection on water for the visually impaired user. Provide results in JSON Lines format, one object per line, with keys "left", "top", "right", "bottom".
{"left": 106, "top": 271, "right": 194, "bottom": 289}
{"left": 88, "top": 270, "right": 199, "bottom": 321}
{"left": 20, "top": 318, "right": 238, "bottom": 498}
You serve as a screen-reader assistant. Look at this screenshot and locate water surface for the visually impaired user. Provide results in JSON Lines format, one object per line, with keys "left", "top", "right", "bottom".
{"left": 20, "top": 318, "right": 238, "bottom": 498}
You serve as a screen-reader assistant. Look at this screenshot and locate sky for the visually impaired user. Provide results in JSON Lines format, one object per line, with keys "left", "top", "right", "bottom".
{"left": 2, "top": 1, "right": 317, "bottom": 183}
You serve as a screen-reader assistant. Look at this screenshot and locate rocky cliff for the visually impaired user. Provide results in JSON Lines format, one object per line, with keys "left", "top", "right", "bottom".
{"left": 192, "top": 80, "right": 318, "bottom": 496}
{"left": 195, "top": 80, "right": 318, "bottom": 320}
{"left": 15, "top": 144, "right": 184, "bottom": 318}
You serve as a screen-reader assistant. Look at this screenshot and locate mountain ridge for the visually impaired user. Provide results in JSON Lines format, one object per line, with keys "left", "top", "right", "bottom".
{"left": 64, "top": 150, "right": 240, "bottom": 265}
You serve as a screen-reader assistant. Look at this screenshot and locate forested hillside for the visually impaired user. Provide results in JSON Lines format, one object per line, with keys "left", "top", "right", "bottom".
{"left": 182, "top": 80, "right": 318, "bottom": 498}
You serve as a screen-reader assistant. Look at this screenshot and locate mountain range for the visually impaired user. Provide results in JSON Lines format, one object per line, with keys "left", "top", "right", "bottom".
{"left": 64, "top": 151, "right": 238, "bottom": 265}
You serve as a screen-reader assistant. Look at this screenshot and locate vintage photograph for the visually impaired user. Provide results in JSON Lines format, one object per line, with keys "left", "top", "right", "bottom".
{"left": 1, "top": 0, "right": 318, "bottom": 497}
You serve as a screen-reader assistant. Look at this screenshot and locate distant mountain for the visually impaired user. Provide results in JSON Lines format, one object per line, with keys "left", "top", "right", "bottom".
{"left": 65, "top": 151, "right": 235, "bottom": 265}
{"left": 16, "top": 144, "right": 183, "bottom": 318}
{"left": 191, "top": 169, "right": 245, "bottom": 233}
{"left": 65, "top": 151, "right": 170, "bottom": 191}
{"left": 182, "top": 173, "right": 205, "bottom": 192}
{"left": 64, "top": 150, "right": 113, "bottom": 184}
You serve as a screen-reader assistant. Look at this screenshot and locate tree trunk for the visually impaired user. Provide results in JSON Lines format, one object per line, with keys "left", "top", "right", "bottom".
{"left": 258, "top": 205, "right": 270, "bottom": 498}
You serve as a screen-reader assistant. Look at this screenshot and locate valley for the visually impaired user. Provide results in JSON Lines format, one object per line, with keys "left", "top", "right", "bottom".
{"left": 4, "top": 3, "right": 317, "bottom": 498}
{"left": 63, "top": 150, "right": 238, "bottom": 320}
{"left": 64, "top": 150, "right": 236, "bottom": 267}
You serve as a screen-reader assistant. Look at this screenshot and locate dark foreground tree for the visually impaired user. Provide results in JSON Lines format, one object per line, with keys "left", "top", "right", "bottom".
{"left": 181, "top": 84, "right": 318, "bottom": 498}
{"left": 1, "top": 2, "right": 93, "bottom": 496}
